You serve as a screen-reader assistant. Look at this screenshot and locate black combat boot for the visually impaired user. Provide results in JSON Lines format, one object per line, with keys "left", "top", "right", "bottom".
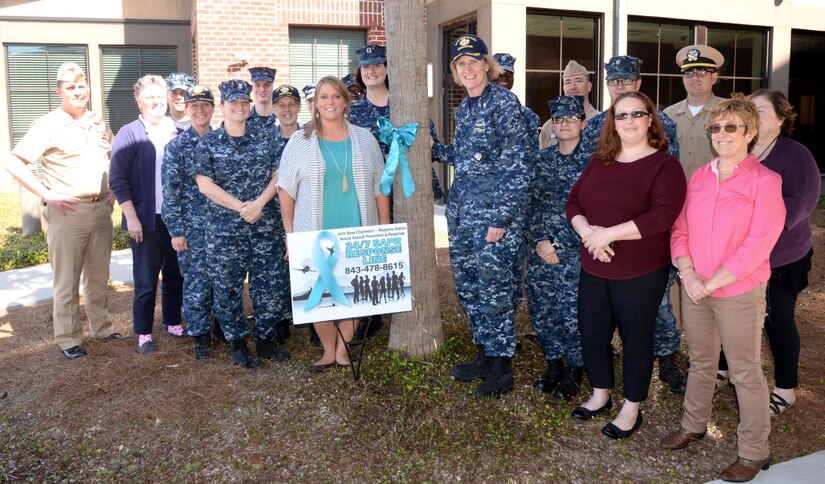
{"left": 274, "top": 319, "right": 291, "bottom": 346}
{"left": 553, "top": 365, "right": 584, "bottom": 400}
{"left": 193, "top": 334, "right": 211, "bottom": 360}
{"left": 450, "top": 344, "right": 490, "bottom": 382}
{"left": 211, "top": 321, "right": 227, "bottom": 344}
{"left": 658, "top": 353, "right": 687, "bottom": 394}
{"left": 534, "top": 358, "right": 564, "bottom": 393}
{"left": 473, "top": 356, "right": 514, "bottom": 398}
{"left": 255, "top": 337, "right": 290, "bottom": 362}
{"left": 230, "top": 339, "right": 262, "bottom": 369}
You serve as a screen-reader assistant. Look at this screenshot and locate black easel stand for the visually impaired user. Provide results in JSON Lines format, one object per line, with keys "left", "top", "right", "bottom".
{"left": 334, "top": 317, "right": 372, "bottom": 381}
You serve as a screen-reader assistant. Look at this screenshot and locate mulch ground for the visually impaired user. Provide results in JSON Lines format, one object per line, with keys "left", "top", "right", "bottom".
{"left": 1, "top": 211, "right": 823, "bottom": 482}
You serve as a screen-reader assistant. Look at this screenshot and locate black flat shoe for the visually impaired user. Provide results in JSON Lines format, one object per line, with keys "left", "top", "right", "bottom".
{"left": 102, "top": 332, "right": 131, "bottom": 341}
{"left": 62, "top": 346, "right": 87, "bottom": 359}
{"left": 602, "top": 412, "right": 643, "bottom": 439}
{"left": 572, "top": 397, "right": 612, "bottom": 421}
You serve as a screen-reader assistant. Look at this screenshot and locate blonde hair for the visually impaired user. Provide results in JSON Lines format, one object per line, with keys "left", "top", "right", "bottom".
{"left": 450, "top": 54, "right": 504, "bottom": 85}
{"left": 133, "top": 74, "right": 167, "bottom": 101}
{"left": 55, "top": 62, "right": 86, "bottom": 86}
{"left": 303, "top": 76, "right": 350, "bottom": 139}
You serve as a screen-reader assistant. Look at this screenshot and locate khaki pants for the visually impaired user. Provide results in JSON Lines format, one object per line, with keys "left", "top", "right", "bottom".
{"left": 44, "top": 202, "right": 113, "bottom": 349}
{"left": 680, "top": 284, "right": 770, "bottom": 461}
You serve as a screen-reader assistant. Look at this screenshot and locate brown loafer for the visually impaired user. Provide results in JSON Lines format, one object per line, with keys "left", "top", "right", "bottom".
{"left": 660, "top": 426, "right": 706, "bottom": 450}
{"left": 719, "top": 456, "right": 771, "bottom": 482}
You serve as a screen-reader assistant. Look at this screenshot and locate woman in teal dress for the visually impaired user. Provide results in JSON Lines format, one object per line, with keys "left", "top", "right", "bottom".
{"left": 277, "top": 76, "right": 390, "bottom": 369}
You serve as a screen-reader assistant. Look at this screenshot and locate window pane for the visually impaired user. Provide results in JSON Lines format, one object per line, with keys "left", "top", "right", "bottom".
{"left": 706, "top": 28, "right": 737, "bottom": 76}
{"left": 526, "top": 71, "right": 560, "bottom": 122}
{"left": 102, "top": 47, "right": 177, "bottom": 133}
{"left": 288, "top": 27, "right": 367, "bottom": 124}
{"left": 526, "top": 14, "right": 560, "bottom": 70}
{"left": 660, "top": 24, "right": 692, "bottom": 75}
{"left": 658, "top": 75, "right": 687, "bottom": 109}
{"left": 734, "top": 30, "right": 764, "bottom": 78}
{"left": 562, "top": 16, "right": 596, "bottom": 71}
{"left": 7, "top": 45, "right": 88, "bottom": 145}
{"left": 628, "top": 20, "right": 662, "bottom": 74}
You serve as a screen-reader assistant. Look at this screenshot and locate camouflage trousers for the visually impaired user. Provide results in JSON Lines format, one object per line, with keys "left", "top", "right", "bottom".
{"left": 653, "top": 268, "right": 681, "bottom": 357}
{"left": 511, "top": 234, "right": 528, "bottom": 310}
{"left": 178, "top": 229, "right": 214, "bottom": 337}
{"left": 525, "top": 251, "right": 584, "bottom": 367}
{"left": 209, "top": 230, "right": 291, "bottom": 342}
{"left": 448, "top": 223, "right": 521, "bottom": 357}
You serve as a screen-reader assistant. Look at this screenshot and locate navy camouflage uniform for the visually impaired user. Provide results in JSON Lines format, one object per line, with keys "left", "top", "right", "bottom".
{"left": 433, "top": 81, "right": 530, "bottom": 357}
{"left": 525, "top": 137, "right": 588, "bottom": 368}
{"left": 192, "top": 122, "right": 291, "bottom": 342}
{"left": 511, "top": 104, "right": 541, "bottom": 309}
{"left": 161, "top": 125, "right": 214, "bottom": 337}
{"left": 578, "top": 102, "right": 682, "bottom": 358}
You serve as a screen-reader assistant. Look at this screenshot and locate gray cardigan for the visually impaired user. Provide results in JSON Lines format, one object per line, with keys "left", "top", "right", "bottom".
{"left": 276, "top": 122, "right": 385, "bottom": 232}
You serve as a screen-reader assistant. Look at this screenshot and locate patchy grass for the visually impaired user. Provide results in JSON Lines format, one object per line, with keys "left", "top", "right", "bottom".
{"left": 1, "top": 209, "right": 824, "bottom": 481}
{"left": 0, "top": 192, "right": 129, "bottom": 271}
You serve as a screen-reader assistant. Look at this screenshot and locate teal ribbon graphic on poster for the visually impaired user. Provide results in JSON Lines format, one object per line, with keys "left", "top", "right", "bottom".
{"left": 378, "top": 116, "right": 417, "bottom": 198}
{"left": 286, "top": 224, "right": 412, "bottom": 325}
{"left": 304, "top": 231, "right": 351, "bottom": 311}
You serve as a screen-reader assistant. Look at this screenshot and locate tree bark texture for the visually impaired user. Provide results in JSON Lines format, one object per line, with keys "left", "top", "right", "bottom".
{"left": 384, "top": 0, "right": 443, "bottom": 356}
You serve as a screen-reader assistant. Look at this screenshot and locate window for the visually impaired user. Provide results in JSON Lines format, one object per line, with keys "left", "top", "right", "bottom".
{"left": 101, "top": 46, "right": 177, "bottom": 133}
{"left": 628, "top": 19, "right": 768, "bottom": 109}
{"left": 627, "top": 20, "right": 692, "bottom": 107}
{"left": 6, "top": 45, "right": 88, "bottom": 145}
{"left": 289, "top": 27, "right": 366, "bottom": 124}
{"left": 525, "top": 11, "right": 601, "bottom": 122}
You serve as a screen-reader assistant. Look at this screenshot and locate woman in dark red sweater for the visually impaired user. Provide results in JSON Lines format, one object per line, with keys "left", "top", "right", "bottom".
{"left": 567, "top": 91, "right": 687, "bottom": 439}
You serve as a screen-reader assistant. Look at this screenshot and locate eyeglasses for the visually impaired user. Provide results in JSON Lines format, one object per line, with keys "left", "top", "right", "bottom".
{"left": 614, "top": 111, "right": 649, "bottom": 121}
{"left": 683, "top": 68, "right": 716, "bottom": 79}
{"left": 606, "top": 78, "right": 637, "bottom": 86}
{"left": 551, "top": 115, "right": 583, "bottom": 125}
{"left": 706, "top": 123, "right": 746, "bottom": 134}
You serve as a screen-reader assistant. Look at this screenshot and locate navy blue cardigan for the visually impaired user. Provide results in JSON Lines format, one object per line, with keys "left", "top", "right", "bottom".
{"left": 109, "top": 118, "right": 183, "bottom": 231}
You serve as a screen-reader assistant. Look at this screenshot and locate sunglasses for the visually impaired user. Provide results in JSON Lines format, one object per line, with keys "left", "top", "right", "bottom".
{"left": 683, "top": 68, "right": 716, "bottom": 79}
{"left": 606, "top": 78, "right": 637, "bottom": 86}
{"left": 551, "top": 115, "right": 583, "bottom": 125}
{"left": 706, "top": 123, "right": 746, "bottom": 134}
{"left": 614, "top": 111, "right": 649, "bottom": 121}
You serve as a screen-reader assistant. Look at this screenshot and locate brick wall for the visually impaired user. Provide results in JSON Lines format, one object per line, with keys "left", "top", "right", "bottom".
{"left": 192, "top": 0, "right": 385, "bottom": 119}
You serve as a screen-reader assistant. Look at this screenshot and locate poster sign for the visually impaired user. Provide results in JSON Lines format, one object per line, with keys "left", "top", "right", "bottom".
{"left": 286, "top": 223, "right": 412, "bottom": 325}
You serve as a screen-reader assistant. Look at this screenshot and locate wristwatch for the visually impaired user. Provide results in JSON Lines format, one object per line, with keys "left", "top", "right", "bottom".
{"left": 550, "top": 240, "right": 561, "bottom": 252}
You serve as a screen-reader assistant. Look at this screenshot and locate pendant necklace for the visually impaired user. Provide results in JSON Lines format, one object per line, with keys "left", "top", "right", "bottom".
{"left": 755, "top": 135, "right": 779, "bottom": 161}
{"left": 321, "top": 137, "right": 350, "bottom": 192}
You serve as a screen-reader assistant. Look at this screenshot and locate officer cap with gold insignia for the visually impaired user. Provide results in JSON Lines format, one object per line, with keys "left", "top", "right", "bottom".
{"left": 676, "top": 45, "right": 724, "bottom": 72}
{"left": 273, "top": 85, "right": 300, "bottom": 104}
{"left": 184, "top": 85, "right": 214, "bottom": 104}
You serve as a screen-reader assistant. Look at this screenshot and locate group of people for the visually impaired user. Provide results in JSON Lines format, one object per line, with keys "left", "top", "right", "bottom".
{"left": 436, "top": 34, "right": 818, "bottom": 482}
{"left": 4, "top": 34, "right": 819, "bottom": 483}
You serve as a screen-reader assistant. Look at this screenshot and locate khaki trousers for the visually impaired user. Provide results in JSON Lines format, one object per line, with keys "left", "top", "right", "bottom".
{"left": 681, "top": 284, "right": 770, "bottom": 461}
{"left": 44, "top": 202, "right": 113, "bottom": 349}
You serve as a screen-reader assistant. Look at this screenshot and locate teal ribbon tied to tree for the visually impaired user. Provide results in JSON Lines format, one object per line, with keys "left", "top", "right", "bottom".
{"left": 378, "top": 116, "right": 418, "bottom": 198}
{"left": 304, "top": 231, "right": 352, "bottom": 312}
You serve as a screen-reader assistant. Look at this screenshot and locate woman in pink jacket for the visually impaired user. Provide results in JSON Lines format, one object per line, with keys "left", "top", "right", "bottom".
{"left": 660, "top": 96, "right": 784, "bottom": 483}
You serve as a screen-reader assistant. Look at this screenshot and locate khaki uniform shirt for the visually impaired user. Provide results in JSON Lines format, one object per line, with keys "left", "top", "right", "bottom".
{"left": 663, "top": 95, "right": 724, "bottom": 179}
{"left": 539, "top": 104, "right": 600, "bottom": 149}
{"left": 12, "top": 107, "right": 113, "bottom": 198}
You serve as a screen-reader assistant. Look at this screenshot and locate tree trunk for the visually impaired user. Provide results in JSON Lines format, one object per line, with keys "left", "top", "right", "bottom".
{"left": 385, "top": 0, "right": 443, "bottom": 356}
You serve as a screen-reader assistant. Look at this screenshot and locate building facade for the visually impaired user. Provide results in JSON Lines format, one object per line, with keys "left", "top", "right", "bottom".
{"left": 3, "top": 0, "right": 824, "bottom": 192}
